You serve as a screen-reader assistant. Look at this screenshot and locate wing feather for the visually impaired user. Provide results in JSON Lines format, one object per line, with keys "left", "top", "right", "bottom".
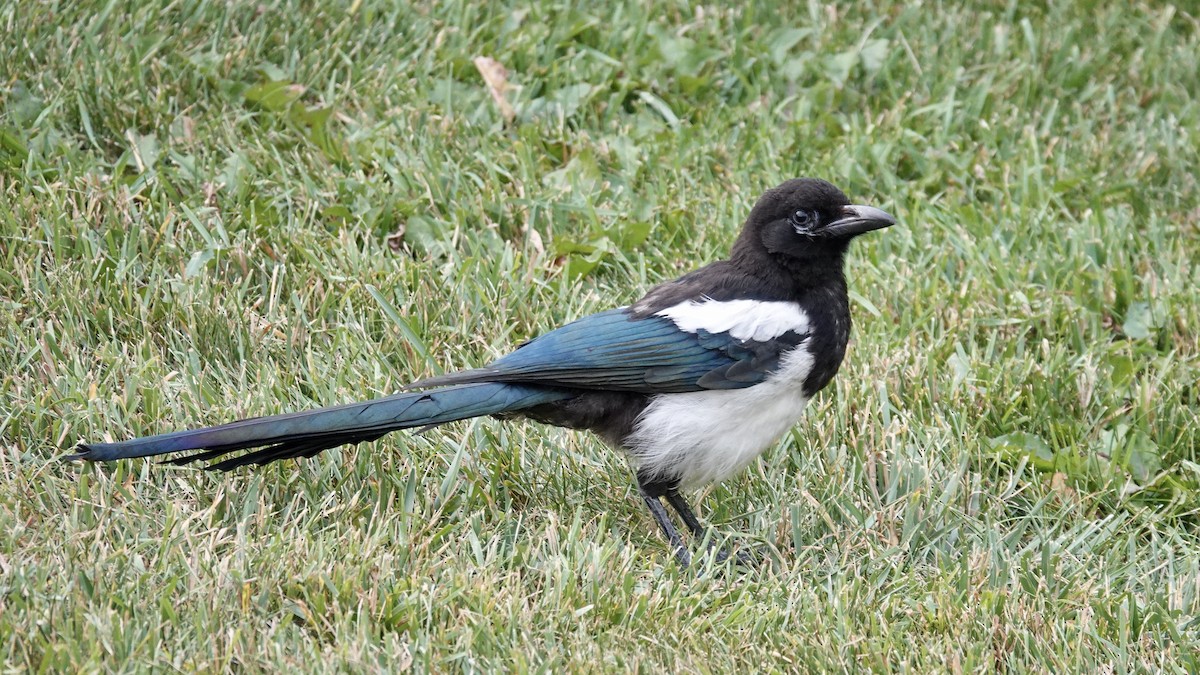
{"left": 407, "top": 308, "right": 807, "bottom": 394}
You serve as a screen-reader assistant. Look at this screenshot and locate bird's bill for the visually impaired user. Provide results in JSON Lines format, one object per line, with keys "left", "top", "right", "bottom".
{"left": 825, "top": 204, "right": 896, "bottom": 237}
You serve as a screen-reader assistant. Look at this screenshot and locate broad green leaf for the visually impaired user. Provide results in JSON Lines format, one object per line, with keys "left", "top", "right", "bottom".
{"left": 1122, "top": 302, "right": 1153, "bottom": 339}
{"left": 245, "top": 80, "right": 306, "bottom": 112}
{"left": 860, "top": 39, "right": 890, "bottom": 74}
{"left": 989, "top": 432, "right": 1055, "bottom": 470}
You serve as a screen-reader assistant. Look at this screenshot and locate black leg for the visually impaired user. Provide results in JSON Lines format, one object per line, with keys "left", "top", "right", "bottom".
{"left": 636, "top": 472, "right": 754, "bottom": 567}
{"left": 666, "top": 489, "right": 756, "bottom": 567}
{"left": 639, "top": 488, "right": 691, "bottom": 567}
{"left": 664, "top": 489, "right": 706, "bottom": 538}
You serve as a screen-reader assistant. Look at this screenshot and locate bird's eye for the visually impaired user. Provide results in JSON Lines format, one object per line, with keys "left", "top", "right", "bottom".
{"left": 789, "top": 209, "right": 816, "bottom": 232}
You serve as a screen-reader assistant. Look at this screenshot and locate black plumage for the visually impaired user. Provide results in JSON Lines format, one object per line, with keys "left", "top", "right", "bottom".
{"left": 67, "top": 178, "right": 895, "bottom": 567}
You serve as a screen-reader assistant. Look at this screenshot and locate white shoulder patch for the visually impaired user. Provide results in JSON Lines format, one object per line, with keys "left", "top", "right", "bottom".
{"left": 654, "top": 298, "right": 810, "bottom": 342}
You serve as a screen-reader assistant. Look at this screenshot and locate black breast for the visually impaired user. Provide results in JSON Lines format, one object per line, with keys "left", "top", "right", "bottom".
{"left": 797, "top": 282, "right": 852, "bottom": 397}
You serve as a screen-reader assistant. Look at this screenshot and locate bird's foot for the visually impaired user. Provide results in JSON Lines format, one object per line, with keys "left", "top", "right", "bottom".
{"left": 709, "top": 544, "right": 757, "bottom": 567}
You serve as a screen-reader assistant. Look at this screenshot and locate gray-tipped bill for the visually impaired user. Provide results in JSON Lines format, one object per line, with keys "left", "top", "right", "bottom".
{"left": 825, "top": 204, "right": 896, "bottom": 238}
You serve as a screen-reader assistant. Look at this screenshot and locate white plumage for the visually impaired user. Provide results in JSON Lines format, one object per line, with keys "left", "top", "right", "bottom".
{"left": 628, "top": 299, "right": 815, "bottom": 488}
{"left": 653, "top": 297, "right": 811, "bottom": 342}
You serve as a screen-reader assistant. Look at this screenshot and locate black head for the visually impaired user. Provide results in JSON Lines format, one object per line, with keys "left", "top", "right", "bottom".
{"left": 730, "top": 178, "right": 895, "bottom": 281}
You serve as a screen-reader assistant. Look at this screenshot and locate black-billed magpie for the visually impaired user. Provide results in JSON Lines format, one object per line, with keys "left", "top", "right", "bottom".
{"left": 67, "top": 178, "right": 895, "bottom": 566}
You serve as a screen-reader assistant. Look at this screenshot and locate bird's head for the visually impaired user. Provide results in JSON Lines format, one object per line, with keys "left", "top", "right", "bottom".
{"left": 731, "top": 178, "right": 895, "bottom": 281}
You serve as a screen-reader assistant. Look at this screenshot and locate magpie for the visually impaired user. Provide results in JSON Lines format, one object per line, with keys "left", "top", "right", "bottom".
{"left": 66, "top": 178, "right": 895, "bottom": 566}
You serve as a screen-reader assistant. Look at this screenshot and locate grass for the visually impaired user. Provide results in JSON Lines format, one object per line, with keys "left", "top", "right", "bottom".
{"left": 2, "top": 0, "right": 1199, "bottom": 670}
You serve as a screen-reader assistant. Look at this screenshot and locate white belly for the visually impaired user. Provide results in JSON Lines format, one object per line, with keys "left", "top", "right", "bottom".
{"left": 626, "top": 346, "right": 814, "bottom": 488}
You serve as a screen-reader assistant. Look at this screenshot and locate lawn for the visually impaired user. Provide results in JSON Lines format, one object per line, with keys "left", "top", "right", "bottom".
{"left": 2, "top": 0, "right": 1199, "bottom": 671}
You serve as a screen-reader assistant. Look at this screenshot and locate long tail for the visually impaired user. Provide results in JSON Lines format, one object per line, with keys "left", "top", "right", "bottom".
{"left": 64, "top": 383, "right": 572, "bottom": 471}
